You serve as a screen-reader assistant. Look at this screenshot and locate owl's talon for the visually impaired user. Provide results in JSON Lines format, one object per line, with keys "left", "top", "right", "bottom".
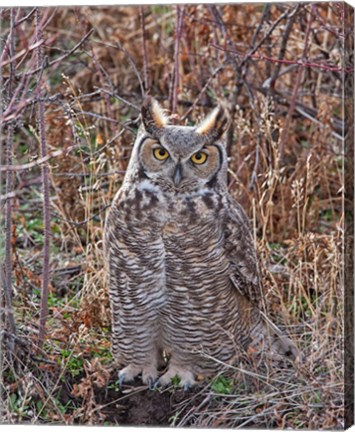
{"left": 142, "top": 366, "right": 159, "bottom": 389}
{"left": 118, "top": 372, "right": 126, "bottom": 387}
{"left": 118, "top": 364, "right": 142, "bottom": 387}
{"left": 153, "top": 378, "right": 172, "bottom": 390}
{"left": 147, "top": 376, "right": 157, "bottom": 390}
{"left": 157, "top": 366, "right": 195, "bottom": 389}
{"left": 183, "top": 383, "right": 191, "bottom": 391}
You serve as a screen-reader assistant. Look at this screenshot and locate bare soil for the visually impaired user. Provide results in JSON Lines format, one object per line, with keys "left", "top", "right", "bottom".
{"left": 58, "top": 372, "right": 201, "bottom": 426}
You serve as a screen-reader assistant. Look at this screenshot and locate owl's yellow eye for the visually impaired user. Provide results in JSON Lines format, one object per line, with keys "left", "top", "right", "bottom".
{"left": 191, "top": 151, "right": 208, "bottom": 165}
{"left": 153, "top": 147, "right": 169, "bottom": 161}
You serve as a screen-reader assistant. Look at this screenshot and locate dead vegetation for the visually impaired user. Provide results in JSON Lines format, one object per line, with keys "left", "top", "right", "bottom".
{"left": 0, "top": 3, "right": 351, "bottom": 428}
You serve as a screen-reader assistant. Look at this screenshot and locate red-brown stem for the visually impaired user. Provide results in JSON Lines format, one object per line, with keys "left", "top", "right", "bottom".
{"left": 140, "top": 6, "right": 150, "bottom": 92}
{"left": 2, "top": 51, "right": 37, "bottom": 123}
{"left": 170, "top": 5, "right": 185, "bottom": 115}
{"left": 239, "top": 5, "right": 299, "bottom": 69}
{"left": 35, "top": 8, "right": 51, "bottom": 349}
{"left": 2, "top": 28, "right": 94, "bottom": 125}
{"left": 0, "top": 144, "right": 81, "bottom": 173}
{"left": 211, "top": 43, "right": 349, "bottom": 73}
{"left": 181, "top": 65, "right": 224, "bottom": 121}
{"left": 0, "top": 9, "right": 21, "bottom": 64}
{"left": 2, "top": 17, "right": 39, "bottom": 121}
{"left": 90, "top": 48, "right": 115, "bottom": 134}
{"left": 3, "top": 9, "right": 17, "bottom": 343}
{"left": 23, "top": 27, "right": 94, "bottom": 78}
{"left": 278, "top": 5, "right": 313, "bottom": 162}
{"left": 268, "top": 8, "right": 299, "bottom": 94}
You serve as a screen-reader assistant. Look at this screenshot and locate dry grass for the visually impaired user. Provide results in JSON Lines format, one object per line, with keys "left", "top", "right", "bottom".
{"left": 0, "top": 3, "right": 349, "bottom": 428}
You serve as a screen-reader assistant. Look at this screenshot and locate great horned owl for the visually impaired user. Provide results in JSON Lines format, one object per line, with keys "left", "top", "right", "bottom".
{"left": 104, "top": 96, "right": 298, "bottom": 389}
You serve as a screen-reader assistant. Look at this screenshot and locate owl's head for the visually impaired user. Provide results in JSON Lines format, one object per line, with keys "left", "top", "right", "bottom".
{"left": 128, "top": 96, "right": 230, "bottom": 192}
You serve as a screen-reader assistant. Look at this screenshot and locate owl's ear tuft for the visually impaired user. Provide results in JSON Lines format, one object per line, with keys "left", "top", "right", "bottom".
{"left": 141, "top": 96, "right": 169, "bottom": 134}
{"left": 195, "top": 105, "right": 230, "bottom": 140}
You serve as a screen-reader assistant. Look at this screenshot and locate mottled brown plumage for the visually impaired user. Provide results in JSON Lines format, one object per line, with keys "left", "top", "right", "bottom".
{"left": 104, "top": 97, "right": 298, "bottom": 389}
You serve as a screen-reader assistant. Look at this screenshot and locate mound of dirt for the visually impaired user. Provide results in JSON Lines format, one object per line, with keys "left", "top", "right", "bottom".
{"left": 97, "top": 383, "right": 173, "bottom": 426}
{"left": 59, "top": 371, "right": 200, "bottom": 426}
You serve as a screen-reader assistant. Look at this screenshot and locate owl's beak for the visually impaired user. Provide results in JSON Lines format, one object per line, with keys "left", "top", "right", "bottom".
{"left": 173, "top": 164, "right": 182, "bottom": 187}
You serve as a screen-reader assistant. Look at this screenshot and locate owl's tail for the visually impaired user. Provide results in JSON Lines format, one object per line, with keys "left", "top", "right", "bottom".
{"left": 259, "top": 311, "right": 300, "bottom": 362}
{"left": 247, "top": 310, "right": 300, "bottom": 363}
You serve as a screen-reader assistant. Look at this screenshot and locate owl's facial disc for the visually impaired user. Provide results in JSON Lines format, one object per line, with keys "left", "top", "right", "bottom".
{"left": 138, "top": 136, "right": 222, "bottom": 190}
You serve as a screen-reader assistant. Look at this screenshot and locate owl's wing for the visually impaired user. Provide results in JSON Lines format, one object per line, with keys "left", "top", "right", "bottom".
{"left": 224, "top": 197, "right": 300, "bottom": 361}
{"left": 224, "top": 197, "right": 263, "bottom": 306}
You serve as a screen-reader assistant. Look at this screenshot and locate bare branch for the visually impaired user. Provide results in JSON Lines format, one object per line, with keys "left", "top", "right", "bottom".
{"left": 211, "top": 43, "right": 349, "bottom": 74}
{"left": 140, "top": 6, "right": 150, "bottom": 92}
{"left": 239, "top": 4, "right": 301, "bottom": 69}
{"left": 267, "top": 7, "right": 299, "bottom": 95}
{"left": 97, "top": 87, "right": 140, "bottom": 111}
{"left": 278, "top": 6, "right": 313, "bottom": 161}
{"left": 0, "top": 144, "right": 81, "bottom": 173}
{"left": 0, "top": 266, "right": 17, "bottom": 341}
{"left": 23, "top": 28, "right": 94, "bottom": 78}
{"left": 14, "top": 7, "right": 36, "bottom": 27}
{"left": 253, "top": 84, "right": 344, "bottom": 142}
{"left": 0, "top": 39, "right": 44, "bottom": 68}
{"left": 2, "top": 9, "right": 17, "bottom": 349}
{"left": 35, "top": 8, "right": 51, "bottom": 349}
{"left": 170, "top": 5, "right": 185, "bottom": 115}
{"left": 0, "top": 8, "right": 21, "bottom": 65}
{"left": 113, "top": 40, "right": 145, "bottom": 98}
{"left": 180, "top": 65, "right": 225, "bottom": 121}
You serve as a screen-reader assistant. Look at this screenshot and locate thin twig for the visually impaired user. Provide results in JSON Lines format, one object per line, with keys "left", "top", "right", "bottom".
{"left": 240, "top": 4, "right": 301, "bottom": 69}
{"left": 211, "top": 43, "right": 348, "bottom": 73}
{"left": 0, "top": 17, "right": 3, "bottom": 374}
{"left": 0, "top": 39, "right": 44, "bottom": 68}
{"left": 24, "top": 28, "right": 94, "bottom": 78}
{"left": 1, "top": 49, "right": 37, "bottom": 124}
{"left": 114, "top": 40, "right": 145, "bottom": 98}
{"left": 140, "top": 6, "right": 150, "bottom": 92}
{"left": 126, "top": 10, "right": 175, "bottom": 41}
{"left": 242, "top": 4, "right": 272, "bottom": 80}
{"left": 35, "top": 8, "right": 51, "bottom": 350}
{"left": 1, "top": 8, "right": 52, "bottom": 75}
{"left": 180, "top": 65, "right": 225, "bottom": 121}
{"left": 90, "top": 48, "right": 115, "bottom": 133}
{"left": 2, "top": 93, "right": 63, "bottom": 126}
{"left": 208, "top": 5, "right": 230, "bottom": 70}
{"left": 267, "top": 6, "right": 300, "bottom": 95}
{"left": 0, "top": 144, "right": 81, "bottom": 173}
{"left": 3, "top": 9, "right": 17, "bottom": 349}
{"left": 252, "top": 4, "right": 271, "bottom": 47}
{"left": 4, "top": 127, "right": 15, "bottom": 336}
{"left": 55, "top": 203, "right": 112, "bottom": 227}
{"left": 253, "top": 84, "right": 344, "bottom": 141}
{"left": 170, "top": 5, "right": 185, "bottom": 115}
{"left": 2, "top": 9, "right": 54, "bottom": 123}
{"left": 0, "top": 266, "right": 17, "bottom": 340}
{"left": 0, "top": 9, "right": 21, "bottom": 65}
{"left": 97, "top": 87, "right": 140, "bottom": 111}
{"left": 278, "top": 6, "right": 313, "bottom": 161}
{"left": 15, "top": 7, "right": 36, "bottom": 27}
